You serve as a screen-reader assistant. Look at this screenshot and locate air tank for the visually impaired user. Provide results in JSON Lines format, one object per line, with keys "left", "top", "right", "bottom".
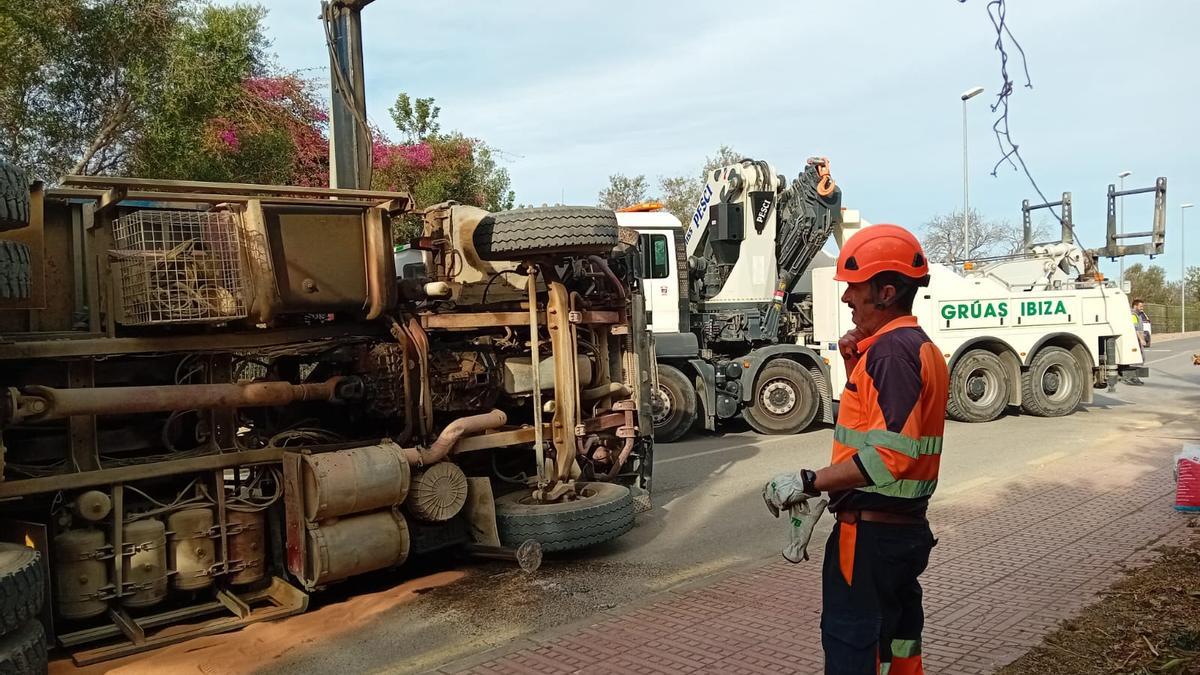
{"left": 301, "top": 442, "right": 411, "bottom": 521}
{"left": 121, "top": 519, "right": 167, "bottom": 608}
{"left": 167, "top": 508, "right": 215, "bottom": 591}
{"left": 53, "top": 528, "right": 108, "bottom": 620}
{"left": 226, "top": 509, "right": 266, "bottom": 586}
{"left": 306, "top": 508, "right": 409, "bottom": 586}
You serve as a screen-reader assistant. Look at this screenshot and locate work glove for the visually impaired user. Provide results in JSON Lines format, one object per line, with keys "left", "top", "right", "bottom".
{"left": 762, "top": 471, "right": 811, "bottom": 517}
{"left": 783, "top": 497, "right": 829, "bottom": 563}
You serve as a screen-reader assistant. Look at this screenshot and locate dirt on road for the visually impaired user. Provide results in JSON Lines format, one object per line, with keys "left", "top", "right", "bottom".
{"left": 998, "top": 523, "right": 1200, "bottom": 675}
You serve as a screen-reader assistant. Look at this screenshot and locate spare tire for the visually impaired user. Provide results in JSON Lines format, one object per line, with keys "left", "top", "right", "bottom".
{"left": 473, "top": 207, "right": 619, "bottom": 262}
{"left": 0, "top": 159, "right": 30, "bottom": 231}
{"left": 494, "top": 482, "right": 634, "bottom": 552}
{"left": 0, "top": 240, "right": 31, "bottom": 300}
{"left": 0, "top": 543, "right": 44, "bottom": 636}
{"left": 0, "top": 620, "right": 47, "bottom": 675}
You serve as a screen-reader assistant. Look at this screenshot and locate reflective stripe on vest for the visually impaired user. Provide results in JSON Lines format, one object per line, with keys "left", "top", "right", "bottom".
{"left": 835, "top": 424, "right": 941, "bottom": 498}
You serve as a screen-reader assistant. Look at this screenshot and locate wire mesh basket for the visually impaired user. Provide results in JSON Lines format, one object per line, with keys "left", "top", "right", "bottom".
{"left": 110, "top": 210, "right": 247, "bottom": 325}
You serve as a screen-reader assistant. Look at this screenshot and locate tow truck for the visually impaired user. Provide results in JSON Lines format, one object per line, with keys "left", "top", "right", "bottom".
{"left": 621, "top": 158, "right": 1157, "bottom": 442}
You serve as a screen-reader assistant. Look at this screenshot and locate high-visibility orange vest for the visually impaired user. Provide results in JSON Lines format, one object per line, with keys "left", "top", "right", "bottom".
{"left": 830, "top": 315, "right": 949, "bottom": 516}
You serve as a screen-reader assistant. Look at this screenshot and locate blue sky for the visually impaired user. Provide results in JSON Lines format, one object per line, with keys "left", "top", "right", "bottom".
{"left": 220, "top": 0, "right": 1199, "bottom": 280}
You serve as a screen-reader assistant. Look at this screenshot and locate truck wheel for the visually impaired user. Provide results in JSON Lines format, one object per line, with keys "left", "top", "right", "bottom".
{"left": 744, "top": 359, "right": 819, "bottom": 435}
{"left": 0, "top": 240, "right": 32, "bottom": 300}
{"left": 0, "top": 620, "right": 47, "bottom": 674}
{"left": 1021, "top": 346, "right": 1083, "bottom": 417}
{"left": 947, "top": 350, "right": 1010, "bottom": 423}
{"left": 0, "top": 159, "right": 30, "bottom": 231}
{"left": 472, "top": 207, "right": 619, "bottom": 261}
{"left": 0, "top": 543, "right": 44, "bottom": 636}
{"left": 652, "top": 364, "right": 698, "bottom": 443}
{"left": 494, "top": 482, "right": 634, "bottom": 553}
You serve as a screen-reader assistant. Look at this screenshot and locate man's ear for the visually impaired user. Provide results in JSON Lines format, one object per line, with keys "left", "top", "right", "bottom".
{"left": 874, "top": 283, "right": 898, "bottom": 309}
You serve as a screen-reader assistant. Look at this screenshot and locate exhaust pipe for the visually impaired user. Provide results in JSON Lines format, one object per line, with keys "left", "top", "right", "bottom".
{"left": 398, "top": 409, "right": 507, "bottom": 466}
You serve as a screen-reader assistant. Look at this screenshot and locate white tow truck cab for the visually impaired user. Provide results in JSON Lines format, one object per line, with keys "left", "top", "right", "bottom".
{"left": 621, "top": 159, "right": 1159, "bottom": 442}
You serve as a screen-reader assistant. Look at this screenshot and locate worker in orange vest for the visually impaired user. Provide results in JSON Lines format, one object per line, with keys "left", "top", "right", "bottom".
{"left": 763, "top": 224, "right": 949, "bottom": 675}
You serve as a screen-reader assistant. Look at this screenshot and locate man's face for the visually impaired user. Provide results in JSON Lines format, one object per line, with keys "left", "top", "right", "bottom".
{"left": 842, "top": 280, "right": 890, "bottom": 334}
{"left": 1134, "top": 302, "right": 1144, "bottom": 311}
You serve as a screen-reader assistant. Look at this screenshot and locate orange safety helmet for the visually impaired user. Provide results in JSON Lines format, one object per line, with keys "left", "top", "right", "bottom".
{"left": 834, "top": 224, "right": 930, "bottom": 285}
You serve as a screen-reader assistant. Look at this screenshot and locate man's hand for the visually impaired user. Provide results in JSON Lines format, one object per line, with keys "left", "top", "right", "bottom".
{"left": 839, "top": 328, "right": 866, "bottom": 371}
{"left": 762, "top": 471, "right": 815, "bottom": 517}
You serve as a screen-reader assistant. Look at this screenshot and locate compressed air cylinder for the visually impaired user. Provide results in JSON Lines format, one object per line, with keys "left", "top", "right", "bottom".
{"left": 53, "top": 528, "right": 108, "bottom": 620}
{"left": 167, "top": 507, "right": 215, "bottom": 591}
{"left": 306, "top": 508, "right": 410, "bottom": 586}
{"left": 226, "top": 509, "right": 266, "bottom": 586}
{"left": 302, "top": 442, "right": 411, "bottom": 521}
{"left": 405, "top": 462, "right": 468, "bottom": 522}
{"left": 121, "top": 519, "right": 168, "bottom": 608}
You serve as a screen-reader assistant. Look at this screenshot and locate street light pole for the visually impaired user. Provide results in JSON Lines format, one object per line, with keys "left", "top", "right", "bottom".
{"left": 1184, "top": 203, "right": 1195, "bottom": 333}
{"left": 960, "top": 86, "right": 984, "bottom": 261}
{"left": 1118, "top": 170, "right": 1132, "bottom": 283}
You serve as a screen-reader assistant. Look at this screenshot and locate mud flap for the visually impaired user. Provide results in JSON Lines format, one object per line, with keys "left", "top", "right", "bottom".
{"left": 464, "top": 477, "right": 500, "bottom": 547}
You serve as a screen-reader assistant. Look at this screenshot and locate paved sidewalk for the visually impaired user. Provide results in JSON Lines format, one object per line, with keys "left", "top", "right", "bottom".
{"left": 438, "top": 430, "right": 1196, "bottom": 674}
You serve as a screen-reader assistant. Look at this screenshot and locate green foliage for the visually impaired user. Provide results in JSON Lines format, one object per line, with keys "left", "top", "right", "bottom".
{"left": 372, "top": 128, "right": 515, "bottom": 242}
{"left": 130, "top": 4, "right": 280, "bottom": 182}
{"left": 597, "top": 174, "right": 650, "bottom": 210}
{"left": 0, "top": 0, "right": 187, "bottom": 180}
{"left": 389, "top": 94, "right": 441, "bottom": 143}
{"left": 1124, "top": 263, "right": 1179, "bottom": 306}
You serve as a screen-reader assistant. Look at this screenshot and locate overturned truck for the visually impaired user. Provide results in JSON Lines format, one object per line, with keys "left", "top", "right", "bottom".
{"left": 0, "top": 163, "right": 654, "bottom": 666}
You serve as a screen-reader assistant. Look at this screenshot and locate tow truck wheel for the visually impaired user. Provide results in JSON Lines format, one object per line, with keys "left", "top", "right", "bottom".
{"left": 947, "top": 349, "right": 1010, "bottom": 423}
{"left": 744, "top": 359, "right": 820, "bottom": 435}
{"left": 494, "top": 482, "right": 634, "bottom": 553}
{"left": 652, "top": 364, "right": 698, "bottom": 443}
{"left": 1021, "top": 346, "right": 1083, "bottom": 417}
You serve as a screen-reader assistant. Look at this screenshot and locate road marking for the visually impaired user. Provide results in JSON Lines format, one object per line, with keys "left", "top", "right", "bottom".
{"left": 1026, "top": 450, "right": 1068, "bottom": 465}
{"left": 645, "top": 554, "right": 742, "bottom": 591}
{"left": 657, "top": 434, "right": 802, "bottom": 465}
{"left": 939, "top": 474, "right": 995, "bottom": 496}
{"left": 1147, "top": 352, "right": 1184, "bottom": 364}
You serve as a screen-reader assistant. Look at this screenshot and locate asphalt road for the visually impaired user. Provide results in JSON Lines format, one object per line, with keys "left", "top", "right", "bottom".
{"left": 53, "top": 335, "right": 1200, "bottom": 675}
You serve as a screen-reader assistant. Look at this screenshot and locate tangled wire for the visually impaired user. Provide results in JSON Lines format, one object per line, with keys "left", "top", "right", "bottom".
{"left": 959, "top": 0, "right": 1082, "bottom": 247}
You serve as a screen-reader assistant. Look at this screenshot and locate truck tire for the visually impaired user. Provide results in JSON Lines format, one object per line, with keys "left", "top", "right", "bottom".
{"left": 472, "top": 207, "right": 619, "bottom": 262}
{"left": 0, "top": 159, "right": 30, "bottom": 231}
{"left": 947, "top": 350, "right": 1010, "bottom": 423}
{"left": 744, "top": 359, "right": 820, "bottom": 435}
{"left": 0, "top": 543, "right": 44, "bottom": 636}
{"left": 494, "top": 482, "right": 634, "bottom": 553}
{"left": 1021, "top": 346, "right": 1083, "bottom": 417}
{"left": 0, "top": 240, "right": 31, "bottom": 300}
{"left": 652, "top": 364, "right": 698, "bottom": 443}
{"left": 0, "top": 620, "right": 47, "bottom": 675}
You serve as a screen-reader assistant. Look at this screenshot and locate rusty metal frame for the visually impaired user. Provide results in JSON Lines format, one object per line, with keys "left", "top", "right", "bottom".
{"left": 0, "top": 447, "right": 283, "bottom": 499}
{"left": 541, "top": 265, "right": 579, "bottom": 483}
{"left": 58, "top": 175, "right": 411, "bottom": 205}
{"left": 63, "top": 577, "right": 308, "bottom": 665}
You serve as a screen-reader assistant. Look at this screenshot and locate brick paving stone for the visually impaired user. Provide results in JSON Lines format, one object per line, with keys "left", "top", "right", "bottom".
{"left": 448, "top": 437, "right": 1196, "bottom": 675}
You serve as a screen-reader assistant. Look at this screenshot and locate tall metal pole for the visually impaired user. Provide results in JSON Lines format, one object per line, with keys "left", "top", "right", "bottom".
{"left": 962, "top": 98, "right": 969, "bottom": 258}
{"left": 960, "top": 86, "right": 983, "bottom": 260}
{"left": 324, "top": 0, "right": 375, "bottom": 190}
{"left": 1184, "top": 203, "right": 1195, "bottom": 333}
{"left": 1118, "top": 170, "right": 1132, "bottom": 283}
